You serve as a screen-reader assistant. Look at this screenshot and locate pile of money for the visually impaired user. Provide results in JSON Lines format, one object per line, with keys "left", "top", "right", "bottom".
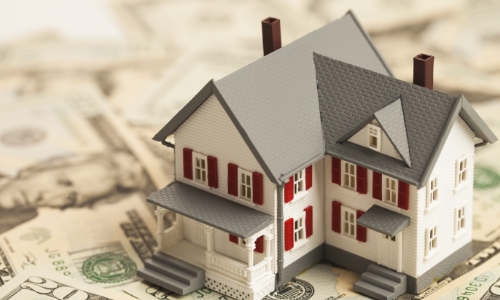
{"left": 0, "top": 0, "right": 499, "bottom": 299}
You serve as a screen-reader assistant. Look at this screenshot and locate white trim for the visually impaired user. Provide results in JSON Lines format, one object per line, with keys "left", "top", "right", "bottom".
{"left": 455, "top": 155, "right": 469, "bottom": 192}
{"left": 367, "top": 124, "right": 382, "bottom": 151}
{"left": 424, "top": 224, "right": 439, "bottom": 261}
{"left": 238, "top": 168, "right": 253, "bottom": 202}
{"left": 293, "top": 169, "right": 306, "bottom": 199}
{"left": 382, "top": 174, "right": 398, "bottom": 206}
{"left": 293, "top": 211, "right": 307, "bottom": 249}
{"left": 193, "top": 152, "right": 208, "bottom": 185}
{"left": 342, "top": 161, "right": 357, "bottom": 190}
{"left": 341, "top": 206, "right": 356, "bottom": 239}
{"left": 454, "top": 205, "right": 466, "bottom": 239}
{"left": 425, "top": 175, "right": 439, "bottom": 212}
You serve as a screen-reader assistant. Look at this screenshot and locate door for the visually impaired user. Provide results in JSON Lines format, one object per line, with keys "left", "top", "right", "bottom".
{"left": 377, "top": 231, "right": 402, "bottom": 272}
{"left": 191, "top": 220, "right": 207, "bottom": 248}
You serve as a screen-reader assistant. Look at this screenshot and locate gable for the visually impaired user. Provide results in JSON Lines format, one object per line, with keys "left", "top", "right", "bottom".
{"left": 347, "top": 119, "right": 403, "bottom": 162}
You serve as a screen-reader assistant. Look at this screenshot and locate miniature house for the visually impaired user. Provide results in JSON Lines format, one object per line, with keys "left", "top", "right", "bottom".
{"left": 137, "top": 11, "right": 497, "bottom": 300}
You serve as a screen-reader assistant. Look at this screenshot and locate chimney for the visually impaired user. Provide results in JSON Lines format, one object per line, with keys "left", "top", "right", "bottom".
{"left": 413, "top": 53, "right": 434, "bottom": 89}
{"left": 262, "top": 17, "right": 281, "bottom": 56}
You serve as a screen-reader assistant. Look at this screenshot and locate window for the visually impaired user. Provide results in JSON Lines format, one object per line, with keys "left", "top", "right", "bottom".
{"left": 341, "top": 206, "right": 356, "bottom": 238}
{"left": 455, "top": 206, "right": 466, "bottom": 235}
{"left": 367, "top": 124, "right": 381, "bottom": 151}
{"left": 239, "top": 168, "right": 252, "bottom": 201}
{"left": 294, "top": 212, "right": 306, "bottom": 243}
{"left": 426, "top": 225, "right": 438, "bottom": 257}
{"left": 427, "top": 176, "right": 438, "bottom": 207}
{"left": 456, "top": 156, "right": 468, "bottom": 188}
{"left": 383, "top": 175, "right": 398, "bottom": 205}
{"left": 343, "top": 162, "right": 356, "bottom": 190}
{"left": 294, "top": 170, "right": 305, "bottom": 195}
{"left": 383, "top": 234, "right": 396, "bottom": 242}
{"left": 193, "top": 152, "right": 207, "bottom": 184}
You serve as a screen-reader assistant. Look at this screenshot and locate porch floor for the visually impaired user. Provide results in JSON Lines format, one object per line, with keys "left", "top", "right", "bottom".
{"left": 163, "top": 239, "right": 206, "bottom": 268}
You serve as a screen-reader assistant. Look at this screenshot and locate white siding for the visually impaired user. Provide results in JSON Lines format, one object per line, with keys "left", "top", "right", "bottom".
{"left": 283, "top": 158, "right": 325, "bottom": 267}
{"left": 348, "top": 120, "right": 403, "bottom": 161}
{"left": 174, "top": 94, "right": 276, "bottom": 270}
{"left": 324, "top": 156, "right": 419, "bottom": 277}
{"left": 414, "top": 117, "right": 475, "bottom": 276}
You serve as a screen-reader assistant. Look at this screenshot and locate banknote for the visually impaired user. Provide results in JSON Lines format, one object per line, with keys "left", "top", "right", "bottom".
{"left": 0, "top": 267, "right": 136, "bottom": 300}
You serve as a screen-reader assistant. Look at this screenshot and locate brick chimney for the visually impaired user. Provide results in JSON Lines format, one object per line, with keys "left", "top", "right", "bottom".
{"left": 413, "top": 53, "right": 434, "bottom": 89}
{"left": 262, "top": 17, "right": 281, "bottom": 56}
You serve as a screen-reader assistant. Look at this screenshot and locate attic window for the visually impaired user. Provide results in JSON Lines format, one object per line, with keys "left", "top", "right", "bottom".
{"left": 367, "top": 124, "right": 381, "bottom": 151}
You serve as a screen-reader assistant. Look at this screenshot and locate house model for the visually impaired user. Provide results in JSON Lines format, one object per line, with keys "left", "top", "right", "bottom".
{"left": 137, "top": 11, "right": 497, "bottom": 300}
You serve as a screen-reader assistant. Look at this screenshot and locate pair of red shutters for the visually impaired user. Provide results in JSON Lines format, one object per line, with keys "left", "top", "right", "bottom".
{"left": 183, "top": 148, "right": 264, "bottom": 205}
{"left": 331, "top": 157, "right": 409, "bottom": 210}
{"left": 229, "top": 234, "right": 265, "bottom": 253}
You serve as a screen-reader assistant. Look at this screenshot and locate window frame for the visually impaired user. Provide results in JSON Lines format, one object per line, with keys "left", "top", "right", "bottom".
{"left": 382, "top": 175, "right": 398, "bottom": 206}
{"left": 426, "top": 175, "right": 438, "bottom": 210}
{"left": 455, "top": 155, "right": 469, "bottom": 190}
{"left": 294, "top": 211, "right": 307, "bottom": 247}
{"left": 341, "top": 206, "right": 357, "bottom": 239}
{"left": 455, "top": 205, "right": 466, "bottom": 237}
{"left": 193, "top": 152, "right": 208, "bottom": 185}
{"left": 367, "top": 124, "right": 382, "bottom": 151}
{"left": 425, "top": 224, "right": 438, "bottom": 260}
{"left": 342, "top": 161, "right": 357, "bottom": 190}
{"left": 293, "top": 169, "right": 306, "bottom": 197}
{"left": 238, "top": 168, "right": 253, "bottom": 202}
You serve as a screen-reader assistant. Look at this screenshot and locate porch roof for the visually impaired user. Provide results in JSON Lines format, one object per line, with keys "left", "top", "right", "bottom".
{"left": 356, "top": 205, "right": 410, "bottom": 237}
{"left": 147, "top": 181, "right": 274, "bottom": 239}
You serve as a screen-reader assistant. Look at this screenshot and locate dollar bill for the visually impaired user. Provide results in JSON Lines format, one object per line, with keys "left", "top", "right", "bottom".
{"left": 0, "top": 267, "right": 136, "bottom": 300}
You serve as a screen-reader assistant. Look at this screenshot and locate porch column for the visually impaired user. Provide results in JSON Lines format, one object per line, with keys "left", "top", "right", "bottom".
{"left": 204, "top": 225, "right": 214, "bottom": 269}
{"left": 245, "top": 236, "right": 256, "bottom": 284}
{"left": 264, "top": 226, "right": 273, "bottom": 273}
{"left": 154, "top": 207, "right": 167, "bottom": 252}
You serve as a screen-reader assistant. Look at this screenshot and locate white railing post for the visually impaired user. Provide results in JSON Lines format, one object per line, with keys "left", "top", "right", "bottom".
{"left": 154, "top": 207, "right": 167, "bottom": 252}
{"left": 264, "top": 230, "right": 273, "bottom": 273}
{"left": 204, "top": 225, "right": 214, "bottom": 269}
{"left": 245, "top": 236, "right": 256, "bottom": 284}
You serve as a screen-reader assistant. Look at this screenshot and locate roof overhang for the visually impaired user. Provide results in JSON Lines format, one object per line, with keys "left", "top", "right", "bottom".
{"left": 147, "top": 181, "right": 274, "bottom": 239}
{"left": 357, "top": 205, "right": 410, "bottom": 237}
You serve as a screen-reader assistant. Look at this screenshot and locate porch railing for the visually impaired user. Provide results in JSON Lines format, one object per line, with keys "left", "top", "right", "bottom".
{"left": 207, "top": 252, "right": 271, "bottom": 284}
{"left": 162, "top": 224, "right": 182, "bottom": 249}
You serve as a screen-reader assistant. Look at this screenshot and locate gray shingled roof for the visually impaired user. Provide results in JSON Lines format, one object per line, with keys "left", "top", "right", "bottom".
{"left": 315, "top": 53, "right": 496, "bottom": 187}
{"left": 154, "top": 11, "right": 393, "bottom": 183}
{"left": 147, "top": 182, "right": 274, "bottom": 238}
{"left": 374, "top": 98, "right": 412, "bottom": 168}
{"left": 357, "top": 205, "right": 410, "bottom": 237}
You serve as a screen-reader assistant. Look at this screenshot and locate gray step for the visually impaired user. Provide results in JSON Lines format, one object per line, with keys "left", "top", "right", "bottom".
{"left": 137, "top": 268, "right": 202, "bottom": 295}
{"left": 354, "top": 280, "right": 394, "bottom": 300}
{"left": 152, "top": 252, "right": 204, "bottom": 277}
{"left": 367, "top": 264, "right": 406, "bottom": 283}
{"left": 145, "top": 259, "right": 197, "bottom": 285}
{"left": 361, "top": 272, "right": 399, "bottom": 292}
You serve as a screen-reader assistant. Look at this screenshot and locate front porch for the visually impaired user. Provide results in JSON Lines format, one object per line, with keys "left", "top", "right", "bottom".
{"left": 142, "top": 181, "right": 276, "bottom": 300}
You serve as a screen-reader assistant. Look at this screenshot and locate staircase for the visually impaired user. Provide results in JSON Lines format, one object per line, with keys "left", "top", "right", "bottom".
{"left": 137, "top": 252, "right": 205, "bottom": 295}
{"left": 354, "top": 264, "right": 407, "bottom": 300}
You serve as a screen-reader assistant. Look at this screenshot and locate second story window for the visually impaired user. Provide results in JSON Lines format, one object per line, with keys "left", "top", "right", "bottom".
{"left": 343, "top": 162, "right": 356, "bottom": 190}
{"left": 194, "top": 152, "right": 207, "bottom": 184}
{"left": 367, "top": 124, "right": 381, "bottom": 151}
{"left": 294, "top": 170, "right": 305, "bottom": 195}
{"left": 456, "top": 156, "right": 468, "bottom": 189}
{"left": 384, "top": 175, "right": 398, "bottom": 205}
{"left": 239, "top": 168, "right": 252, "bottom": 201}
{"left": 427, "top": 176, "right": 438, "bottom": 208}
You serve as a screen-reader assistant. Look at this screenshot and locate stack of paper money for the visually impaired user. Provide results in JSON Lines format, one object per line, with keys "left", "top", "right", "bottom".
{"left": 0, "top": 0, "right": 499, "bottom": 299}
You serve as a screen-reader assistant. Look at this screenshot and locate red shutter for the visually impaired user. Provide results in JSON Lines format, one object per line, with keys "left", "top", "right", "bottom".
{"left": 304, "top": 206, "right": 313, "bottom": 238}
{"left": 207, "top": 156, "right": 218, "bottom": 188}
{"left": 372, "top": 171, "right": 382, "bottom": 200}
{"left": 356, "top": 210, "right": 367, "bottom": 242}
{"left": 398, "top": 181, "right": 410, "bottom": 210}
{"left": 254, "top": 236, "right": 264, "bottom": 253}
{"left": 305, "top": 165, "right": 313, "bottom": 190}
{"left": 229, "top": 234, "right": 238, "bottom": 244}
{"left": 252, "top": 172, "right": 264, "bottom": 205}
{"left": 331, "top": 201, "right": 342, "bottom": 233}
{"left": 284, "top": 176, "right": 294, "bottom": 203}
{"left": 332, "top": 157, "right": 341, "bottom": 185}
{"left": 356, "top": 166, "right": 367, "bottom": 194}
{"left": 228, "top": 163, "right": 238, "bottom": 196}
{"left": 284, "top": 218, "right": 294, "bottom": 251}
{"left": 183, "top": 148, "right": 193, "bottom": 180}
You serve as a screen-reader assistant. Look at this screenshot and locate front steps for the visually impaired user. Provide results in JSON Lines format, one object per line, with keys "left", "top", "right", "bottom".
{"left": 354, "top": 264, "right": 407, "bottom": 300}
{"left": 137, "top": 252, "right": 205, "bottom": 295}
